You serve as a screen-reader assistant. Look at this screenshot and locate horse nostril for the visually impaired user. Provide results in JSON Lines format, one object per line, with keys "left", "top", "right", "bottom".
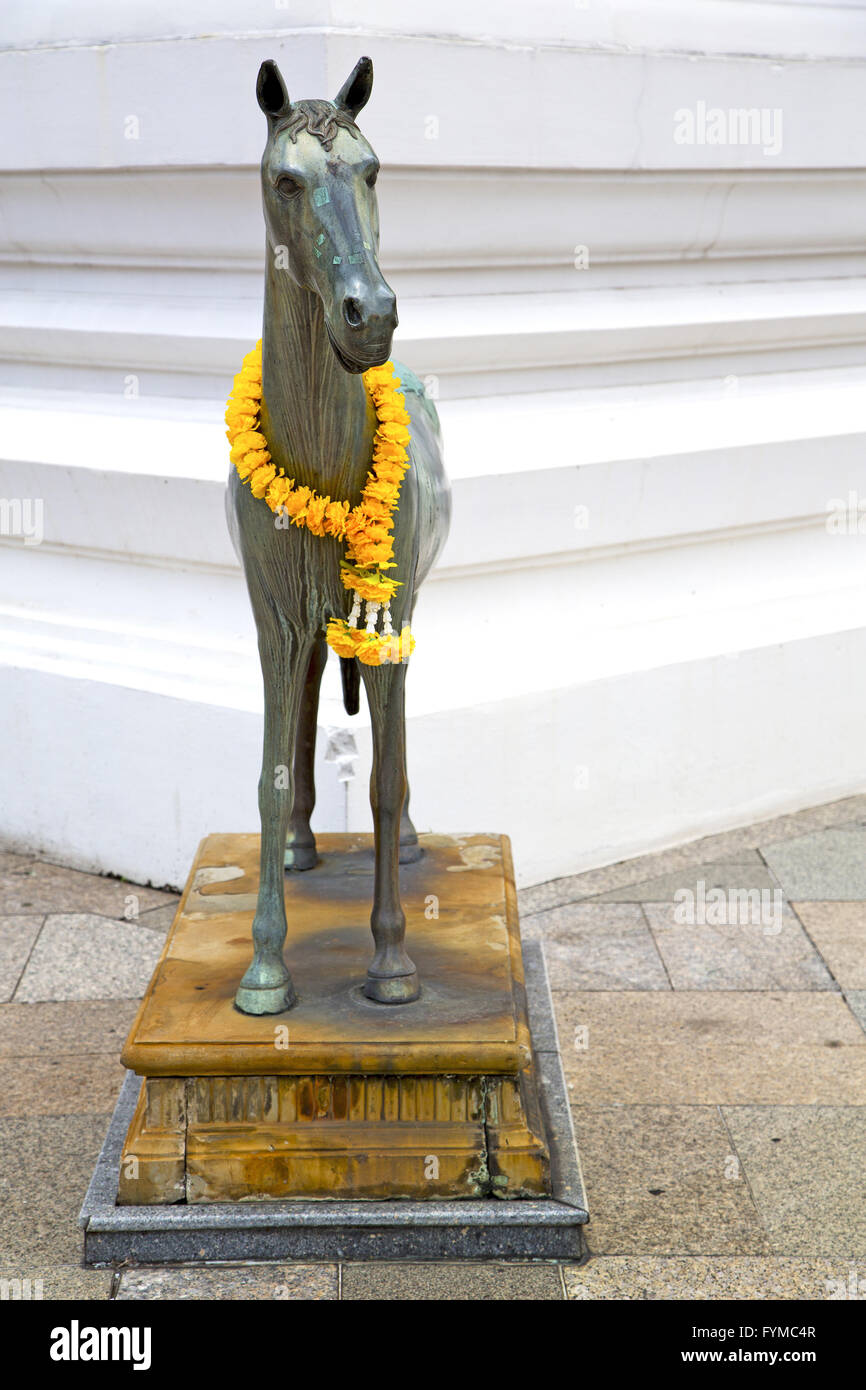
{"left": 343, "top": 297, "right": 364, "bottom": 329}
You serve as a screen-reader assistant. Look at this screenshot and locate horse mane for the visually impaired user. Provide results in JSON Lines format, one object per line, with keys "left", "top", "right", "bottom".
{"left": 277, "top": 100, "right": 360, "bottom": 152}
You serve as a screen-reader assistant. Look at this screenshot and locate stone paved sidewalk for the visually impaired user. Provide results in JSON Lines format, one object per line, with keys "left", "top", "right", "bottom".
{"left": 2, "top": 795, "right": 866, "bottom": 1300}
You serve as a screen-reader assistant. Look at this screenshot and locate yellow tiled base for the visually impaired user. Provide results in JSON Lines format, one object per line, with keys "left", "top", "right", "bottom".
{"left": 118, "top": 832, "right": 551, "bottom": 1203}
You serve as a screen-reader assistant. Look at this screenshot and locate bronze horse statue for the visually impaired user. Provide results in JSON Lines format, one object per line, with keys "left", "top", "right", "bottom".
{"left": 227, "top": 56, "right": 451, "bottom": 1014}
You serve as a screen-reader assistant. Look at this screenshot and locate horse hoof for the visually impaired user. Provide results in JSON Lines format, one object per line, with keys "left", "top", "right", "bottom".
{"left": 398, "top": 840, "right": 423, "bottom": 865}
{"left": 285, "top": 843, "right": 318, "bottom": 872}
{"left": 234, "top": 980, "right": 297, "bottom": 1015}
{"left": 363, "top": 972, "right": 420, "bottom": 1004}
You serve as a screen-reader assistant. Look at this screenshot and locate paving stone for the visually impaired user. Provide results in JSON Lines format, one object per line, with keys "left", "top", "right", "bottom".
{"left": 0, "top": 859, "right": 176, "bottom": 918}
{"left": 0, "top": 1055, "right": 124, "bottom": 1117}
{"left": 563, "top": 1255, "right": 863, "bottom": 1300}
{"left": 134, "top": 902, "right": 178, "bottom": 934}
{"left": 555, "top": 991, "right": 866, "bottom": 1104}
{"left": 791, "top": 902, "right": 866, "bottom": 989}
{"left": 0, "top": 1113, "right": 111, "bottom": 1264}
{"left": 740, "top": 796, "right": 866, "bottom": 847}
{"left": 116, "top": 1265, "right": 338, "bottom": 1301}
{"left": 593, "top": 860, "right": 777, "bottom": 905}
{"left": 518, "top": 881, "right": 581, "bottom": 916}
{"left": 762, "top": 828, "right": 866, "bottom": 901}
{"left": 687, "top": 813, "right": 843, "bottom": 860}
{"left": 645, "top": 903, "right": 835, "bottom": 990}
{"left": 571, "top": 1105, "right": 770, "bottom": 1256}
{"left": 524, "top": 903, "right": 669, "bottom": 990}
{"left": 554, "top": 989, "right": 864, "bottom": 1049}
{"left": 565, "top": 1047, "right": 866, "bottom": 1105}
{"left": 518, "top": 847, "right": 740, "bottom": 914}
{"left": 341, "top": 1262, "right": 564, "bottom": 1300}
{"left": 0, "top": 999, "right": 138, "bottom": 1057}
{"left": 0, "top": 1265, "right": 113, "bottom": 1300}
{"left": 0, "top": 916, "right": 43, "bottom": 1002}
{"left": 14, "top": 915, "right": 164, "bottom": 1002}
{"left": 722, "top": 1106, "right": 866, "bottom": 1257}
{"left": 845, "top": 991, "right": 866, "bottom": 1035}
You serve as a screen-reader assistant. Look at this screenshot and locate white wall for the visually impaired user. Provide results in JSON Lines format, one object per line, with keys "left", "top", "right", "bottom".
{"left": 2, "top": 1, "right": 866, "bottom": 887}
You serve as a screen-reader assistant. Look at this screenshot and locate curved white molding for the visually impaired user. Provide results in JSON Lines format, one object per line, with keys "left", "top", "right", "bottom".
{"left": 4, "top": 27, "right": 866, "bottom": 173}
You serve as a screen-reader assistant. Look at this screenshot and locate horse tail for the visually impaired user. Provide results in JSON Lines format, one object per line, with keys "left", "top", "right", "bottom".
{"left": 340, "top": 656, "right": 360, "bottom": 715}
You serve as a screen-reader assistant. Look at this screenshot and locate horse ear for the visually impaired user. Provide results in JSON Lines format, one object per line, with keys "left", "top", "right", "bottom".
{"left": 257, "top": 59, "right": 291, "bottom": 122}
{"left": 334, "top": 56, "right": 373, "bottom": 120}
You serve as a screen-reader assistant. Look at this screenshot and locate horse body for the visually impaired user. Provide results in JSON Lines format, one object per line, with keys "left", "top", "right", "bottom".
{"left": 228, "top": 57, "right": 450, "bottom": 1015}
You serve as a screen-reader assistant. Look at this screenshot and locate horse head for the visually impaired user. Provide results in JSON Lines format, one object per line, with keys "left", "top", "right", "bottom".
{"left": 256, "top": 56, "right": 398, "bottom": 374}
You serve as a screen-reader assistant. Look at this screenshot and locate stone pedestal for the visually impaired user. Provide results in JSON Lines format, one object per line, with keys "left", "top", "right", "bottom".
{"left": 118, "top": 832, "right": 552, "bottom": 1205}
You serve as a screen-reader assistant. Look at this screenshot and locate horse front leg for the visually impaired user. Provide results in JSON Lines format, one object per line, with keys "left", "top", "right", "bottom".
{"left": 360, "top": 659, "right": 419, "bottom": 1003}
{"left": 235, "top": 627, "right": 313, "bottom": 1015}
{"left": 285, "top": 634, "right": 328, "bottom": 872}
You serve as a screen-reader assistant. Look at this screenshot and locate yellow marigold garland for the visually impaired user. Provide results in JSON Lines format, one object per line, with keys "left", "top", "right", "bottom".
{"left": 225, "top": 342, "right": 415, "bottom": 667}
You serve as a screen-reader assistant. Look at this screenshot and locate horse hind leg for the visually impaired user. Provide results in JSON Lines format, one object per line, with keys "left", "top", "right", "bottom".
{"left": 285, "top": 635, "right": 328, "bottom": 872}
{"left": 399, "top": 779, "right": 423, "bottom": 864}
{"left": 398, "top": 601, "right": 422, "bottom": 863}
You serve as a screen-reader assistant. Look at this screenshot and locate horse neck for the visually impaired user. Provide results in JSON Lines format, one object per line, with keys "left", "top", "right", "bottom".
{"left": 260, "top": 257, "right": 374, "bottom": 495}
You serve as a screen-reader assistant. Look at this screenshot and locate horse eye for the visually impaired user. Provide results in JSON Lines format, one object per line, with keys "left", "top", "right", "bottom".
{"left": 276, "top": 175, "right": 302, "bottom": 199}
{"left": 366, "top": 167, "right": 379, "bottom": 188}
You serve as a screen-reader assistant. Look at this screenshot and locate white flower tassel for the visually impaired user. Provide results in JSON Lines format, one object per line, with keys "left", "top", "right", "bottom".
{"left": 379, "top": 602, "right": 398, "bottom": 663}
{"left": 346, "top": 596, "right": 403, "bottom": 664}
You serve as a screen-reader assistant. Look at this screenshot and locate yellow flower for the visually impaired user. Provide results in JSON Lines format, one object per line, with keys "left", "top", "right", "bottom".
{"left": 363, "top": 479, "right": 400, "bottom": 506}
{"left": 266, "top": 475, "right": 294, "bottom": 511}
{"left": 305, "top": 493, "right": 329, "bottom": 536}
{"left": 356, "top": 635, "right": 383, "bottom": 666}
{"left": 325, "top": 619, "right": 360, "bottom": 659}
{"left": 236, "top": 449, "right": 269, "bottom": 480}
{"left": 372, "top": 443, "right": 408, "bottom": 465}
{"left": 232, "top": 374, "right": 262, "bottom": 399}
{"left": 285, "top": 486, "right": 312, "bottom": 524}
{"left": 340, "top": 566, "right": 399, "bottom": 602}
{"left": 376, "top": 403, "right": 411, "bottom": 425}
{"left": 225, "top": 414, "right": 257, "bottom": 442}
{"left": 250, "top": 462, "right": 277, "bottom": 497}
{"left": 230, "top": 430, "right": 267, "bottom": 457}
{"left": 378, "top": 422, "right": 410, "bottom": 446}
{"left": 362, "top": 363, "right": 394, "bottom": 390}
{"left": 324, "top": 499, "right": 350, "bottom": 538}
{"left": 371, "top": 460, "right": 407, "bottom": 485}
